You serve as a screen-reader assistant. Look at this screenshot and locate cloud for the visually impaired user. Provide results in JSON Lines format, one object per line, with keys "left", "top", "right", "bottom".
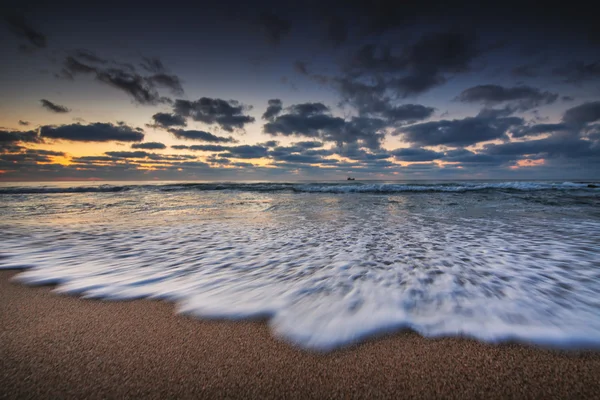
{"left": 60, "top": 52, "right": 183, "bottom": 105}
{"left": 40, "top": 99, "right": 70, "bottom": 113}
{"left": 553, "top": 61, "right": 600, "bottom": 84}
{"left": 105, "top": 151, "right": 196, "bottom": 161}
{"left": 173, "top": 98, "right": 255, "bottom": 131}
{"left": 348, "top": 29, "right": 481, "bottom": 97}
{"left": 258, "top": 12, "right": 291, "bottom": 45}
{"left": 18, "top": 120, "right": 30, "bottom": 126}
{"left": 562, "top": 101, "right": 600, "bottom": 126}
{"left": 218, "top": 145, "right": 270, "bottom": 159}
{"left": 40, "top": 122, "right": 144, "bottom": 142}
{"left": 512, "top": 123, "right": 568, "bottom": 138}
{"left": 391, "top": 148, "right": 443, "bottom": 161}
{"left": 397, "top": 113, "right": 523, "bottom": 147}
{"left": 150, "top": 112, "right": 187, "bottom": 129}
{"left": 168, "top": 129, "right": 238, "bottom": 143}
{"left": 131, "top": 142, "right": 166, "bottom": 150}
{"left": 4, "top": 14, "right": 46, "bottom": 49}
{"left": 96, "top": 69, "right": 171, "bottom": 105}
{"left": 262, "top": 99, "right": 283, "bottom": 120}
{"left": 263, "top": 101, "right": 386, "bottom": 149}
{"left": 456, "top": 85, "right": 558, "bottom": 111}
{"left": 0, "top": 129, "right": 40, "bottom": 144}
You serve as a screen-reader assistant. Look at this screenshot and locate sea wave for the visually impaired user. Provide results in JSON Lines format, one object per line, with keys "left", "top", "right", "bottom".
{"left": 1, "top": 181, "right": 598, "bottom": 195}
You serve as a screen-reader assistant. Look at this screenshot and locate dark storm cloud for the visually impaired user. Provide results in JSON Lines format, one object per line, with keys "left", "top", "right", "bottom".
{"left": 553, "top": 62, "right": 600, "bottom": 84}
{"left": 0, "top": 129, "right": 40, "bottom": 143}
{"left": 173, "top": 98, "right": 255, "bottom": 131}
{"left": 348, "top": 29, "right": 480, "bottom": 96}
{"left": 60, "top": 53, "right": 182, "bottom": 105}
{"left": 562, "top": 101, "right": 600, "bottom": 126}
{"left": 264, "top": 102, "right": 387, "bottom": 149}
{"left": 4, "top": 14, "right": 47, "bottom": 49}
{"left": 104, "top": 151, "right": 196, "bottom": 161}
{"left": 131, "top": 142, "right": 167, "bottom": 150}
{"left": 171, "top": 145, "right": 229, "bottom": 152}
{"left": 150, "top": 112, "right": 187, "bottom": 129}
{"left": 482, "top": 136, "right": 600, "bottom": 160}
{"left": 512, "top": 123, "right": 568, "bottom": 138}
{"left": 456, "top": 85, "right": 558, "bottom": 111}
{"left": 73, "top": 49, "right": 108, "bottom": 64}
{"left": 262, "top": 99, "right": 283, "bottom": 120}
{"left": 40, "top": 123, "right": 144, "bottom": 142}
{"left": 336, "top": 75, "right": 436, "bottom": 123}
{"left": 218, "top": 145, "right": 270, "bottom": 159}
{"left": 398, "top": 114, "right": 523, "bottom": 147}
{"left": 145, "top": 74, "right": 184, "bottom": 95}
{"left": 258, "top": 12, "right": 291, "bottom": 45}
{"left": 96, "top": 69, "right": 171, "bottom": 105}
{"left": 391, "top": 148, "right": 443, "bottom": 161}
{"left": 562, "top": 96, "right": 575, "bottom": 102}
{"left": 40, "top": 99, "right": 70, "bottom": 113}
{"left": 18, "top": 120, "right": 30, "bottom": 126}
{"left": 168, "top": 129, "right": 238, "bottom": 143}
{"left": 139, "top": 57, "right": 166, "bottom": 73}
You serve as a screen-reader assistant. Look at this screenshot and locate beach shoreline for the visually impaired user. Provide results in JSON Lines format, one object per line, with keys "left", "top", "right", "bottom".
{"left": 2, "top": 269, "right": 600, "bottom": 399}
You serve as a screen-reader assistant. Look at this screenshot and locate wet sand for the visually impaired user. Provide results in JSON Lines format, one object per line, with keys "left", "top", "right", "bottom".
{"left": 2, "top": 270, "right": 600, "bottom": 399}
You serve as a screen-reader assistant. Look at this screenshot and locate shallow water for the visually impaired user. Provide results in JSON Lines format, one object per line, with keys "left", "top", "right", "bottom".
{"left": 1, "top": 180, "right": 600, "bottom": 350}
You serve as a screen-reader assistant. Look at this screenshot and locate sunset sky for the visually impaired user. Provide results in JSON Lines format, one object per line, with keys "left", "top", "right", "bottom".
{"left": 1, "top": 0, "right": 599, "bottom": 181}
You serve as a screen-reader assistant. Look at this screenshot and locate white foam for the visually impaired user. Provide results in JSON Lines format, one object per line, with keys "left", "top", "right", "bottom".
{"left": 1, "top": 189, "right": 600, "bottom": 351}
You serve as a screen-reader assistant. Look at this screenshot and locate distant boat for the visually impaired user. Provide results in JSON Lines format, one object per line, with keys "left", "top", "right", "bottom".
{"left": 347, "top": 177, "right": 355, "bottom": 181}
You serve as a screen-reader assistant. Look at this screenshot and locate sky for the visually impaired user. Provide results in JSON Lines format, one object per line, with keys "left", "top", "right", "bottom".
{"left": 1, "top": 0, "right": 599, "bottom": 181}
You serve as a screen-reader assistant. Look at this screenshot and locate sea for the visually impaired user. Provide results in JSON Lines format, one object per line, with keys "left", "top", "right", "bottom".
{"left": 1, "top": 180, "right": 600, "bottom": 351}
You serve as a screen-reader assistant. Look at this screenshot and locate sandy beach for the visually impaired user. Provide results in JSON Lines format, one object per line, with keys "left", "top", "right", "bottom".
{"left": 2, "top": 270, "right": 600, "bottom": 399}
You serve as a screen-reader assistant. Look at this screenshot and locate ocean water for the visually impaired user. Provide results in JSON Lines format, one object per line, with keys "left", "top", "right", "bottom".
{"left": 1, "top": 180, "right": 600, "bottom": 351}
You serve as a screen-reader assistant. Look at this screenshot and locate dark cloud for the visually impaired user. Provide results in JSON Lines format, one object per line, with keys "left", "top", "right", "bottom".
{"left": 258, "top": 12, "right": 291, "bottom": 45}
{"left": 398, "top": 113, "right": 523, "bottom": 147}
{"left": 294, "top": 61, "right": 309, "bottom": 75}
{"left": 171, "top": 145, "right": 229, "bottom": 152}
{"left": 0, "top": 129, "right": 40, "bottom": 143}
{"left": 391, "top": 148, "right": 443, "bottom": 161}
{"left": 456, "top": 85, "right": 558, "bottom": 111}
{"left": 4, "top": 14, "right": 46, "bottom": 49}
{"left": 553, "top": 62, "right": 600, "bottom": 84}
{"left": 482, "top": 135, "right": 600, "bottom": 161}
{"left": 105, "top": 151, "right": 196, "bottom": 161}
{"left": 139, "top": 57, "right": 166, "bottom": 73}
{"left": 511, "top": 64, "right": 541, "bottom": 78}
{"left": 145, "top": 74, "right": 184, "bottom": 95}
{"left": 262, "top": 99, "right": 283, "bottom": 120}
{"left": 173, "top": 98, "right": 255, "bottom": 131}
{"left": 263, "top": 101, "right": 386, "bottom": 149}
{"left": 218, "top": 145, "right": 270, "bottom": 159}
{"left": 18, "top": 120, "right": 30, "bottom": 126}
{"left": 512, "top": 123, "right": 568, "bottom": 138}
{"left": 73, "top": 49, "right": 108, "bottom": 64}
{"left": 348, "top": 29, "right": 480, "bottom": 97}
{"left": 96, "top": 69, "right": 171, "bottom": 105}
{"left": 168, "top": 129, "right": 238, "bottom": 143}
{"left": 150, "top": 112, "right": 187, "bottom": 129}
{"left": 131, "top": 142, "right": 167, "bottom": 150}
{"left": 562, "top": 101, "right": 600, "bottom": 126}
{"left": 40, "top": 122, "right": 144, "bottom": 142}
{"left": 562, "top": 96, "right": 575, "bottom": 102}
{"left": 60, "top": 53, "right": 182, "bottom": 105}
{"left": 40, "top": 99, "right": 70, "bottom": 113}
